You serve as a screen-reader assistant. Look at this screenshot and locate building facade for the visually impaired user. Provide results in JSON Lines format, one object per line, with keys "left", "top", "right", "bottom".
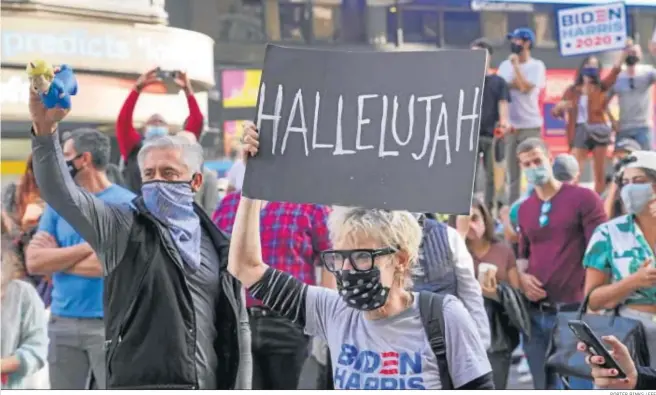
{"left": 164, "top": 0, "right": 656, "bottom": 161}
{"left": 0, "top": 0, "right": 215, "bottom": 179}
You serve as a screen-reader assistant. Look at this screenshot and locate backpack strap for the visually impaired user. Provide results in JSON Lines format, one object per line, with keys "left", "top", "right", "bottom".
{"left": 418, "top": 291, "right": 452, "bottom": 390}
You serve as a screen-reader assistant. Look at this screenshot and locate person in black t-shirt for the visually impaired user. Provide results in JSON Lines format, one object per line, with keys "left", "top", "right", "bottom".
{"left": 471, "top": 39, "right": 511, "bottom": 211}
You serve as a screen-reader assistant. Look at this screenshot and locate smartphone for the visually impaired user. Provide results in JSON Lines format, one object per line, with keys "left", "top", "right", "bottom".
{"left": 156, "top": 68, "right": 177, "bottom": 80}
{"left": 567, "top": 320, "right": 627, "bottom": 379}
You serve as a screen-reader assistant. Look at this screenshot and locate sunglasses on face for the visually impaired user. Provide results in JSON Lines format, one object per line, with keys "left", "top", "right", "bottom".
{"left": 539, "top": 201, "right": 552, "bottom": 228}
{"left": 320, "top": 247, "right": 397, "bottom": 273}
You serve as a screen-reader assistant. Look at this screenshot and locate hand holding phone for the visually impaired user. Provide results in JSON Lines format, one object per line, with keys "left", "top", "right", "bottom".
{"left": 156, "top": 68, "right": 177, "bottom": 80}
{"left": 568, "top": 320, "right": 627, "bottom": 379}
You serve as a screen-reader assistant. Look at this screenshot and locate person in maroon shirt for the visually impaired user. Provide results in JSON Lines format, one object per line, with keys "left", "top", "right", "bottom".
{"left": 115, "top": 67, "right": 204, "bottom": 193}
{"left": 515, "top": 138, "right": 606, "bottom": 390}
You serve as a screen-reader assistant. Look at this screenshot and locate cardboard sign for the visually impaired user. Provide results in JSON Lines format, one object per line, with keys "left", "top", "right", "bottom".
{"left": 242, "top": 45, "right": 486, "bottom": 214}
{"left": 557, "top": 2, "right": 628, "bottom": 57}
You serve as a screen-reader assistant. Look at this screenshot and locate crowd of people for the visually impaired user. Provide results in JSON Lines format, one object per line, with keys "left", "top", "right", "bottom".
{"left": 1, "top": 26, "right": 656, "bottom": 391}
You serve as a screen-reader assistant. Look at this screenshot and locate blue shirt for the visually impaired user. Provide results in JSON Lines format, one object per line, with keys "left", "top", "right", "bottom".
{"left": 38, "top": 184, "right": 135, "bottom": 318}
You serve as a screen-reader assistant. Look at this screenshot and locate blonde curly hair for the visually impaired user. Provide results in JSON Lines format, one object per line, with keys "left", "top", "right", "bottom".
{"left": 327, "top": 207, "right": 422, "bottom": 288}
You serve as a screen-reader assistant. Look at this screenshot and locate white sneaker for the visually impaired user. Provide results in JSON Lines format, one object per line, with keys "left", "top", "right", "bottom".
{"left": 516, "top": 357, "right": 531, "bottom": 374}
{"left": 511, "top": 347, "right": 524, "bottom": 359}
{"left": 518, "top": 373, "right": 533, "bottom": 384}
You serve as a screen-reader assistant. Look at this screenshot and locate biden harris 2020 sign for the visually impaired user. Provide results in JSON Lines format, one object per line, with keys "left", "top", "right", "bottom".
{"left": 557, "top": 2, "right": 628, "bottom": 57}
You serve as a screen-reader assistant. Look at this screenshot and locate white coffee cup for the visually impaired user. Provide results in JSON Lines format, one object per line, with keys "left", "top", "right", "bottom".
{"left": 478, "top": 262, "right": 498, "bottom": 284}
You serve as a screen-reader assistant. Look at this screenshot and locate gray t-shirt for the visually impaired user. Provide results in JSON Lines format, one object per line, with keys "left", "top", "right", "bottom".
{"left": 186, "top": 231, "right": 222, "bottom": 390}
{"left": 609, "top": 67, "right": 656, "bottom": 132}
{"left": 305, "top": 288, "right": 491, "bottom": 390}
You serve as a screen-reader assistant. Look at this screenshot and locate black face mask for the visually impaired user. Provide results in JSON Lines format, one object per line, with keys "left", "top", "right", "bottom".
{"left": 66, "top": 155, "right": 83, "bottom": 179}
{"left": 510, "top": 43, "right": 523, "bottom": 54}
{"left": 625, "top": 55, "right": 639, "bottom": 66}
{"left": 334, "top": 267, "right": 390, "bottom": 311}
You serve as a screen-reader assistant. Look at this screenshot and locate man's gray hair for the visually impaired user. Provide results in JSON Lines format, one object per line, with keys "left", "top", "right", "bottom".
{"left": 62, "top": 128, "right": 111, "bottom": 170}
{"left": 516, "top": 137, "right": 548, "bottom": 156}
{"left": 137, "top": 135, "right": 204, "bottom": 174}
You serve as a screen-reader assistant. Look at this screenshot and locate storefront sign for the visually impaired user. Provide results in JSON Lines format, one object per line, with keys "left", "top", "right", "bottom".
{"left": 0, "top": 68, "right": 208, "bottom": 124}
{"left": 556, "top": 2, "right": 627, "bottom": 57}
{"left": 221, "top": 69, "right": 262, "bottom": 108}
{"left": 20, "top": 0, "right": 166, "bottom": 17}
{"left": 1, "top": 15, "right": 215, "bottom": 87}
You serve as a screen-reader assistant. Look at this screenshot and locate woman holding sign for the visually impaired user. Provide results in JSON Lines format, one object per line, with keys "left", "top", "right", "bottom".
{"left": 228, "top": 122, "right": 494, "bottom": 390}
{"left": 551, "top": 50, "right": 628, "bottom": 195}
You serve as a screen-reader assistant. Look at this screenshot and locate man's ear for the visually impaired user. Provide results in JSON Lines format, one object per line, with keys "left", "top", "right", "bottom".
{"left": 82, "top": 152, "right": 93, "bottom": 168}
{"left": 191, "top": 172, "right": 204, "bottom": 192}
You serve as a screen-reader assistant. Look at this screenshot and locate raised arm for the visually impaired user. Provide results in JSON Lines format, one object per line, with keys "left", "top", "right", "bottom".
{"left": 115, "top": 89, "right": 142, "bottom": 159}
{"left": 176, "top": 71, "right": 204, "bottom": 139}
{"left": 601, "top": 50, "right": 628, "bottom": 91}
{"left": 116, "top": 68, "right": 160, "bottom": 158}
{"left": 227, "top": 123, "right": 310, "bottom": 325}
{"left": 29, "top": 89, "right": 133, "bottom": 273}
{"left": 228, "top": 195, "right": 310, "bottom": 325}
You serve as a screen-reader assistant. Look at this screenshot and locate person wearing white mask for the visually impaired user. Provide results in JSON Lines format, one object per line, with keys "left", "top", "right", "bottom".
{"left": 582, "top": 150, "right": 656, "bottom": 368}
{"left": 115, "top": 68, "right": 204, "bottom": 194}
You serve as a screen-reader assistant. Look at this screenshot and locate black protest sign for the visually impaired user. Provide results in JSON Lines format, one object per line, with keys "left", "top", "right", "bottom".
{"left": 242, "top": 44, "right": 486, "bottom": 214}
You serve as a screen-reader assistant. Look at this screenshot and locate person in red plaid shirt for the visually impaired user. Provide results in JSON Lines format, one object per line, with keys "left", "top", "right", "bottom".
{"left": 213, "top": 192, "right": 333, "bottom": 390}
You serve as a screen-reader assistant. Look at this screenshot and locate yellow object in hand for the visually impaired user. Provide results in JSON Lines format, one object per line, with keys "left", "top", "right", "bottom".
{"left": 26, "top": 60, "right": 55, "bottom": 94}
{"left": 26, "top": 60, "right": 54, "bottom": 79}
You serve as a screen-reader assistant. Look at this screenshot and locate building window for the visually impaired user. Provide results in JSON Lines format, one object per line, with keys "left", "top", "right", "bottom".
{"left": 533, "top": 12, "right": 556, "bottom": 47}
{"left": 389, "top": 8, "right": 440, "bottom": 45}
{"left": 279, "top": 1, "right": 310, "bottom": 41}
{"left": 312, "top": 4, "right": 339, "bottom": 41}
{"left": 481, "top": 11, "right": 507, "bottom": 44}
{"left": 216, "top": 0, "right": 266, "bottom": 43}
{"left": 507, "top": 12, "right": 532, "bottom": 33}
{"left": 443, "top": 11, "right": 481, "bottom": 47}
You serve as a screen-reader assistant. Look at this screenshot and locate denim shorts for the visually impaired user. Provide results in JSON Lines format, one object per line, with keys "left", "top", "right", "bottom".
{"left": 573, "top": 123, "right": 612, "bottom": 151}
{"left": 616, "top": 126, "right": 653, "bottom": 151}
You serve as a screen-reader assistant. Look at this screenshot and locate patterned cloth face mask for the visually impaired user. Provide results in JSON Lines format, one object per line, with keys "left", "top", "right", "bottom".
{"left": 335, "top": 267, "right": 390, "bottom": 311}
{"left": 141, "top": 179, "right": 201, "bottom": 271}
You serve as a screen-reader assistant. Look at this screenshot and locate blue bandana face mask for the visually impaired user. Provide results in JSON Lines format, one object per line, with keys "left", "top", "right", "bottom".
{"left": 524, "top": 165, "right": 551, "bottom": 186}
{"left": 142, "top": 179, "right": 201, "bottom": 271}
{"left": 144, "top": 126, "right": 168, "bottom": 140}
{"left": 620, "top": 183, "right": 655, "bottom": 215}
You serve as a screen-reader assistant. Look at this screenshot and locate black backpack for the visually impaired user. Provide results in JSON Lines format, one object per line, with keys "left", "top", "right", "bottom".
{"left": 418, "top": 291, "right": 452, "bottom": 390}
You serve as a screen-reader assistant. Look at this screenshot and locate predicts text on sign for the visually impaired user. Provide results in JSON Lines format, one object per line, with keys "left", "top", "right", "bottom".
{"left": 557, "top": 2, "right": 627, "bottom": 57}
{"left": 242, "top": 45, "right": 486, "bottom": 214}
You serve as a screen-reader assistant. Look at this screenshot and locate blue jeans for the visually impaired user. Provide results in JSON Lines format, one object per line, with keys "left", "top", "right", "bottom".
{"left": 616, "top": 126, "right": 653, "bottom": 150}
{"left": 521, "top": 308, "right": 593, "bottom": 390}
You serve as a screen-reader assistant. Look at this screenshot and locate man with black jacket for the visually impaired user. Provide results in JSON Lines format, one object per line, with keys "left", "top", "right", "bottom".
{"left": 28, "top": 82, "right": 251, "bottom": 389}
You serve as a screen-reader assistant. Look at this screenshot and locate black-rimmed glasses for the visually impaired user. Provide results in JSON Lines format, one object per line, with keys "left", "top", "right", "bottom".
{"left": 320, "top": 247, "right": 397, "bottom": 273}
